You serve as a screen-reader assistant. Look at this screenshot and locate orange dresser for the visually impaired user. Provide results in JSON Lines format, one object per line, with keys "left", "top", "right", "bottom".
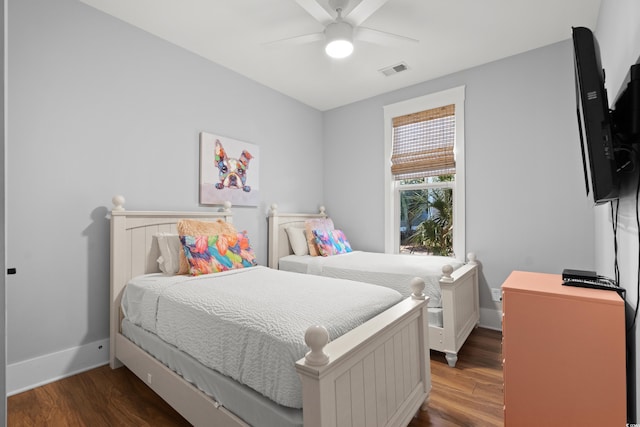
{"left": 501, "top": 270, "right": 626, "bottom": 426}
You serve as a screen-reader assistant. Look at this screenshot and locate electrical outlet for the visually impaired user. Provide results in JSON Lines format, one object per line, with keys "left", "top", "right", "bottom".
{"left": 491, "top": 288, "right": 502, "bottom": 302}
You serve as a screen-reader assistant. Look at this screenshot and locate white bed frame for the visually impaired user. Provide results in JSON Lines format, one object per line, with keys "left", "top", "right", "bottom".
{"left": 109, "top": 196, "right": 432, "bottom": 427}
{"left": 267, "top": 204, "right": 480, "bottom": 368}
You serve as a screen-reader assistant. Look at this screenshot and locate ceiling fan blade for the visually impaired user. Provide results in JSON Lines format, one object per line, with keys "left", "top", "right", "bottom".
{"left": 294, "top": 0, "right": 335, "bottom": 25}
{"left": 263, "top": 32, "right": 325, "bottom": 48}
{"left": 355, "top": 26, "right": 419, "bottom": 46}
{"left": 345, "top": 0, "right": 390, "bottom": 26}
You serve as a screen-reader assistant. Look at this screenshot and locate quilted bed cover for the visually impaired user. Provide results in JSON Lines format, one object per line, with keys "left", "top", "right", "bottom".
{"left": 121, "top": 266, "right": 403, "bottom": 408}
{"left": 279, "top": 251, "right": 464, "bottom": 306}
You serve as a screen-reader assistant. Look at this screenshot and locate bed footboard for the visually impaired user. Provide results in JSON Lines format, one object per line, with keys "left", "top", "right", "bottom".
{"left": 429, "top": 253, "right": 480, "bottom": 367}
{"left": 297, "top": 281, "right": 431, "bottom": 427}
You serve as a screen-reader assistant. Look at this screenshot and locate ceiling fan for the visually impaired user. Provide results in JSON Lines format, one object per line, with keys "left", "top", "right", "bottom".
{"left": 266, "top": 0, "right": 418, "bottom": 59}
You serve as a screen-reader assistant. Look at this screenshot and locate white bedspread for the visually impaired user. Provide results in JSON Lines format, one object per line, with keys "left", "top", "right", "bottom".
{"left": 278, "top": 251, "right": 464, "bottom": 307}
{"left": 121, "top": 266, "right": 403, "bottom": 408}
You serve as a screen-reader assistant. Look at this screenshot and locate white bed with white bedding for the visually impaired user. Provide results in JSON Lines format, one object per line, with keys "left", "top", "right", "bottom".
{"left": 267, "top": 204, "right": 480, "bottom": 368}
{"left": 121, "top": 266, "right": 404, "bottom": 409}
{"left": 278, "top": 251, "right": 464, "bottom": 329}
{"left": 278, "top": 251, "right": 463, "bottom": 302}
{"left": 110, "top": 196, "right": 432, "bottom": 427}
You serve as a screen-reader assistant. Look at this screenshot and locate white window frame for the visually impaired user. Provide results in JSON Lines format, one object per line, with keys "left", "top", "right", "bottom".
{"left": 383, "top": 86, "right": 466, "bottom": 259}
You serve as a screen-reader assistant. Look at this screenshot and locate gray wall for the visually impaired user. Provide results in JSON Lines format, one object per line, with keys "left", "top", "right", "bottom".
{"left": 595, "top": 0, "right": 640, "bottom": 420}
{"left": 323, "top": 40, "right": 596, "bottom": 321}
{"left": 6, "top": 0, "right": 323, "bottom": 367}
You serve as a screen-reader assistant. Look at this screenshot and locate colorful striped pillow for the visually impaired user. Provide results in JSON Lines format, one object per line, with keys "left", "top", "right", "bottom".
{"left": 312, "top": 229, "right": 352, "bottom": 256}
{"left": 180, "top": 232, "right": 257, "bottom": 275}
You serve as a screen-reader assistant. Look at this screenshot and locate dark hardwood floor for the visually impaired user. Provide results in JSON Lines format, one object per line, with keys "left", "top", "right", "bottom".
{"left": 8, "top": 327, "right": 503, "bottom": 426}
{"left": 411, "top": 328, "right": 503, "bottom": 427}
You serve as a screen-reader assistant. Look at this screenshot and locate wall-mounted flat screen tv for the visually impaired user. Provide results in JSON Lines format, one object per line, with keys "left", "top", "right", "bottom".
{"left": 572, "top": 26, "right": 619, "bottom": 205}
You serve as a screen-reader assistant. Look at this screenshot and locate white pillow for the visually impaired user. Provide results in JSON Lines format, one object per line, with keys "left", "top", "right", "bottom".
{"left": 156, "top": 233, "right": 182, "bottom": 274}
{"left": 285, "top": 227, "right": 309, "bottom": 256}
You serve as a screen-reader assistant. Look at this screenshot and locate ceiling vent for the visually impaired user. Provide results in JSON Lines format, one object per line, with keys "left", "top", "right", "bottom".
{"left": 379, "top": 62, "right": 408, "bottom": 76}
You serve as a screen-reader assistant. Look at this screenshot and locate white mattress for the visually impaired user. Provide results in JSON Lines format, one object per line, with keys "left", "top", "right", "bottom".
{"left": 278, "top": 251, "right": 464, "bottom": 308}
{"left": 121, "top": 266, "right": 403, "bottom": 409}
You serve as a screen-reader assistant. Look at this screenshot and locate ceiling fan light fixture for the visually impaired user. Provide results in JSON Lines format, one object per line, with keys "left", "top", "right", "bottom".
{"left": 325, "top": 39, "right": 353, "bottom": 58}
{"left": 324, "top": 21, "right": 354, "bottom": 58}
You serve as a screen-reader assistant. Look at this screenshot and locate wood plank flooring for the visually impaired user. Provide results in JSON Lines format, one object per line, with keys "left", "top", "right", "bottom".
{"left": 8, "top": 327, "right": 503, "bottom": 426}
{"left": 411, "top": 328, "right": 503, "bottom": 427}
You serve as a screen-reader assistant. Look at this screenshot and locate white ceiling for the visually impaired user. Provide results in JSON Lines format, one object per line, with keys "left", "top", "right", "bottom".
{"left": 78, "top": 0, "right": 601, "bottom": 111}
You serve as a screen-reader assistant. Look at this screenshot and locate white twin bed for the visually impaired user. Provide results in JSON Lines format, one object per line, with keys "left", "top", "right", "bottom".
{"left": 110, "top": 197, "right": 432, "bottom": 427}
{"left": 267, "top": 204, "right": 480, "bottom": 368}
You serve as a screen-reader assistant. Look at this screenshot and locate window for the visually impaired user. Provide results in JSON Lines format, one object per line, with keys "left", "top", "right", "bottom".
{"left": 383, "top": 86, "right": 465, "bottom": 258}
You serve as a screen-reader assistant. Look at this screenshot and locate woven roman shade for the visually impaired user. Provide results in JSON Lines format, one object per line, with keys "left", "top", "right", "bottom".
{"left": 391, "top": 104, "right": 456, "bottom": 180}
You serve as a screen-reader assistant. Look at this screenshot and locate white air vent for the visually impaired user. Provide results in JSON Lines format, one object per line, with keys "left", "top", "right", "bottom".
{"left": 379, "top": 62, "right": 408, "bottom": 76}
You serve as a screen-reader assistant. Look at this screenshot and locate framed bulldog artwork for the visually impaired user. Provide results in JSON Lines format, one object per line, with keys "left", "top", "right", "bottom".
{"left": 199, "top": 132, "right": 260, "bottom": 207}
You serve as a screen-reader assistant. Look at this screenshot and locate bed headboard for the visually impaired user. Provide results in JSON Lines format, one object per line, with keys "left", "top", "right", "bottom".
{"left": 109, "top": 195, "right": 233, "bottom": 367}
{"left": 267, "top": 203, "right": 327, "bottom": 269}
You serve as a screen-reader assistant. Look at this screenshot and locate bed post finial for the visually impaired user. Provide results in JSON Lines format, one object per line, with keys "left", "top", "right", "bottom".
{"left": 410, "top": 277, "right": 426, "bottom": 300}
{"left": 112, "top": 195, "right": 125, "bottom": 211}
{"left": 304, "top": 325, "right": 330, "bottom": 366}
{"left": 467, "top": 252, "right": 477, "bottom": 265}
{"left": 220, "top": 201, "right": 232, "bottom": 213}
{"left": 270, "top": 203, "right": 278, "bottom": 216}
{"left": 319, "top": 206, "right": 326, "bottom": 215}
{"left": 441, "top": 264, "right": 454, "bottom": 283}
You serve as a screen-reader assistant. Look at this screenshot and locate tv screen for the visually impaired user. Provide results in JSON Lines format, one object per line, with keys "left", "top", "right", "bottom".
{"left": 612, "top": 63, "right": 640, "bottom": 144}
{"left": 572, "top": 26, "right": 619, "bottom": 204}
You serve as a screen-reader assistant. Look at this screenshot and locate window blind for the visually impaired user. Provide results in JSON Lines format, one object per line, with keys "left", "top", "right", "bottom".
{"left": 391, "top": 104, "right": 456, "bottom": 180}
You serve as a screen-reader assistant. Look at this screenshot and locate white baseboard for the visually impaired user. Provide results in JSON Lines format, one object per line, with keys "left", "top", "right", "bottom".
{"left": 479, "top": 307, "right": 502, "bottom": 331}
{"left": 7, "top": 338, "right": 110, "bottom": 396}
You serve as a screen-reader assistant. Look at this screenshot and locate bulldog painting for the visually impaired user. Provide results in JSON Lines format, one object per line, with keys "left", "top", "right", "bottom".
{"left": 199, "top": 132, "right": 260, "bottom": 206}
